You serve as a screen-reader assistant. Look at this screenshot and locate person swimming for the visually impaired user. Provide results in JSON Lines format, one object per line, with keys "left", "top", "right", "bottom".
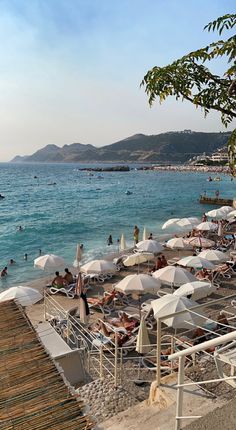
{"left": 107, "top": 235, "right": 113, "bottom": 246}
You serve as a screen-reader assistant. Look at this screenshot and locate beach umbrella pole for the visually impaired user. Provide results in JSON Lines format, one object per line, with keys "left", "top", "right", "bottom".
{"left": 156, "top": 318, "right": 162, "bottom": 386}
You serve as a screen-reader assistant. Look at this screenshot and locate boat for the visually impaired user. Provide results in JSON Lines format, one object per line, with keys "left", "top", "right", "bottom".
{"left": 199, "top": 195, "right": 233, "bottom": 206}
{"left": 213, "top": 177, "right": 221, "bottom": 181}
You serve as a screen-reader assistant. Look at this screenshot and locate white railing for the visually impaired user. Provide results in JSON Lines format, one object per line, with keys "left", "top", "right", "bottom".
{"left": 168, "top": 330, "right": 236, "bottom": 430}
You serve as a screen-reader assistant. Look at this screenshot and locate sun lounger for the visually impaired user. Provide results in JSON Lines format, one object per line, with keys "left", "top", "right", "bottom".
{"left": 49, "top": 283, "right": 76, "bottom": 299}
{"left": 87, "top": 291, "right": 116, "bottom": 315}
{"left": 91, "top": 323, "right": 137, "bottom": 356}
{"left": 118, "top": 305, "right": 156, "bottom": 330}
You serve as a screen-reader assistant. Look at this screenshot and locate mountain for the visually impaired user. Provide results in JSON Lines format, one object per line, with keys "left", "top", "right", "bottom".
{"left": 10, "top": 131, "right": 231, "bottom": 163}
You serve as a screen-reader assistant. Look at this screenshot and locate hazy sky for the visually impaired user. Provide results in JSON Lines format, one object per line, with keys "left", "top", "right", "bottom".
{"left": 0, "top": 0, "right": 235, "bottom": 161}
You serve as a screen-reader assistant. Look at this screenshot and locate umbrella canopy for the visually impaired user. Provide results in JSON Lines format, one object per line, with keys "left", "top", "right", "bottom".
{"left": 206, "top": 206, "right": 232, "bottom": 219}
{"left": 152, "top": 265, "right": 197, "bottom": 287}
{"left": 162, "top": 218, "right": 180, "bottom": 230}
{"left": 177, "top": 255, "right": 215, "bottom": 269}
{"left": 151, "top": 294, "right": 206, "bottom": 328}
{"left": 185, "top": 237, "right": 215, "bottom": 248}
{"left": 34, "top": 254, "right": 65, "bottom": 271}
{"left": 123, "top": 253, "right": 148, "bottom": 267}
{"left": 227, "top": 210, "right": 236, "bottom": 220}
{"left": 176, "top": 217, "right": 200, "bottom": 230}
{"left": 80, "top": 259, "right": 116, "bottom": 274}
{"left": 219, "top": 206, "right": 234, "bottom": 214}
{"left": 166, "top": 237, "right": 191, "bottom": 250}
{"left": 114, "top": 273, "right": 161, "bottom": 294}
{"left": 0, "top": 286, "right": 43, "bottom": 306}
{"left": 173, "top": 281, "right": 215, "bottom": 301}
{"left": 136, "top": 239, "right": 164, "bottom": 254}
{"left": 136, "top": 317, "right": 151, "bottom": 354}
{"left": 73, "top": 244, "right": 82, "bottom": 268}
{"left": 198, "top": 249, "right": 229, "bottom": 263}
{"left": 196, "top": 222, "right": 218, "bottom": 231}
{"left": 120, "top": 233, "right": 127, "bottom": 251}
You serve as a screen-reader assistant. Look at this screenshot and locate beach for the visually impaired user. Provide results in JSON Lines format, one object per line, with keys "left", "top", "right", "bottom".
{"left": 22, "top": 239, "right": 236, "bottom": 428}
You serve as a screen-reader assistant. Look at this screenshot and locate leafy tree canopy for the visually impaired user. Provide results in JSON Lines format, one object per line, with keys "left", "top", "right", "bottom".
{"left": 141, "top": 14, "right": 236, "bottom": 174}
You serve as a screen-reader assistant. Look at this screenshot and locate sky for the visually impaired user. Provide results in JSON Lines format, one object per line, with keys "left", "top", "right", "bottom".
{"left": 0, "top": 0, "right": 235, "bottom": 161}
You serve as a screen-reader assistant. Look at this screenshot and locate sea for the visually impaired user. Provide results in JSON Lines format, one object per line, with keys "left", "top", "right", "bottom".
{"left": 0, "top": 162, "right": 235, "bottom": 289}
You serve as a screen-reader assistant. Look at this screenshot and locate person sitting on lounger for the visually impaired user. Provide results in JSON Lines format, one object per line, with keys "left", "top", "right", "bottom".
{"left": 94, "top": 320, "right": 130, "bottom": 347}
{"left": 196, "top": 268, "right": 212, "bottom": 281}
{"left": 108, "top": 312, "right": 139, "bottom": 332}
{"left": 64, "top": 268, "right": 74, "bottom": 285}
{"left": 161, "top": 255, "right": 168, "bottom": 267}
{"left": 213, "top": 262, "right": 231, "bottom": 274}
{"left": 52, "top": 271, "right": 67, "bottom": 288}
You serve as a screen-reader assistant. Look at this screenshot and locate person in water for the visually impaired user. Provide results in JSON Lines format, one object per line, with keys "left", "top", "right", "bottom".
{"left": 1, "top": 267, "right": 7, "bottom": 277}
{"left": 17, "top": 226, "right": 23, "bottom": 231}
{"left": 148, "top": 233, "right": 153, "bottom": 240}
{"left": 24, "top": 253, "right": 28, "bottom": 261}
{"left": 107, "top": 235, "right": 113, "bottom": 246}
{"left": 9, "top": 259, "right": 15, "bottom": 265}
{"left": 133, "top": 225, "right": 140, "bottom": 244}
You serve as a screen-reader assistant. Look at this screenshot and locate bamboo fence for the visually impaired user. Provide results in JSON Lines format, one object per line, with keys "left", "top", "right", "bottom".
{"left": 0, "top": 300, "right": 93, "bottom": 429}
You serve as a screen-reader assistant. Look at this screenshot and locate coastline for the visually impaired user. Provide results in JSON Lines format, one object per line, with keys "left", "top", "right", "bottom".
{"left": 76, "top": 164, "right": 230, "bottom": 174}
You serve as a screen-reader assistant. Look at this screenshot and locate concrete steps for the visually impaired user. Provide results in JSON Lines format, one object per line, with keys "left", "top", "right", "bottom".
{"left": 98, "top": 374, "right": 225, "bottom": 430}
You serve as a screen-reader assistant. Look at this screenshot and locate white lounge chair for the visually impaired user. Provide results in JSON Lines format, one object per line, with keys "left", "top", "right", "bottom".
{"left": 49, "top": 284, "right": 76, "bottom": 299}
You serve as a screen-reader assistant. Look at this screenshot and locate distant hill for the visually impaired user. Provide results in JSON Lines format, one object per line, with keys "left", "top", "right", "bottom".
{"left": 10, "top": 131, "right": 231, "bottom": 163}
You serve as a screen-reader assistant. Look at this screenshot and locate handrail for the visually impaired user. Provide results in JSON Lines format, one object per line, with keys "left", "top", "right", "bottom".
{"left": 168, "top": 330, "right": 236, "bottom": 360}
{"left": 169, "top": 330, "right": 236, "bottom": 430}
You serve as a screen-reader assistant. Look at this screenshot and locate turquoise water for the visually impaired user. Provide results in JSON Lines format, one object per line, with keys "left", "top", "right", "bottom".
{"left": 0, "top": 162, "right": 235, "bottom": 289}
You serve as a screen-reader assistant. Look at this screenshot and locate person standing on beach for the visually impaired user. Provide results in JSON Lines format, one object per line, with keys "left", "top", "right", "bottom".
{"left": 133, "top": 225, "right": 140, "bottom": 244}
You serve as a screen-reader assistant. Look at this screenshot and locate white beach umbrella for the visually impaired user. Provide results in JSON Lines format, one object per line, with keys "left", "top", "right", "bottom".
{"left": 185, "top": 237, "right": 215, "bottom": 248}
{"left": 166, "top": 237, "right": 191, "bottom": 250}
{"left": 120, "top": 233, "right": 127, "bottom": 251}
{"left": 162, "top": 218, "right": 180, "bottom": 230}
{"left": 173, "top": 281, "right": 215, "bottom": 301}
{"left": 206, "top": 207, "right": 232, "bottom": 219}
{"left": 34, "top": 254, "right": 65, "bottom": 271}
{"left": 136, "top": 317, "right": 151, "bottom": 354}
{"left": 136, "top": 239, "right": 164, "bottom": 254}
{"left": 151, "top": 294, "right": 206, "bottom": 329}
{"left": 123, "top": 253, "right": 148, "bottom": 267}
{"left": 196, "top": 222, "right": 218, "bottom": 231}
{"left": 177, "top": 255, "right": 215, "bottom": 270}
{"left": 198, "top": 249, "right": 229, "bottom": 263}
{"left": 142, "top": 226, "right": 149, "bottom": 241}
{"left": 114, "top": 273, "right": 161, "bottom": 294}
{"left": 227, "top": 210, "right": 236, "bottom": 220}
{"left": 80, "top": 259, "right": 116, "bottom": 274}
{"left": 152, "top": 265, "right": 197, "bottom": 287}
{"left": 0, "top": 286, "right": 43, "bottom": 306}
{"left": 219, "top": 206, "right": 234, "bottom": 214}
{"left": 176, "top": 217, "right": 200, "bottom": 230}
{"left": 73, "top": 244, "right": 82, "bottom": 268}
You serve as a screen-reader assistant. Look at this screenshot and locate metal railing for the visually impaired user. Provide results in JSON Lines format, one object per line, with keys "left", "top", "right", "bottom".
{"left": 168, "top": 331, "right": 236, "bottom": 430}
